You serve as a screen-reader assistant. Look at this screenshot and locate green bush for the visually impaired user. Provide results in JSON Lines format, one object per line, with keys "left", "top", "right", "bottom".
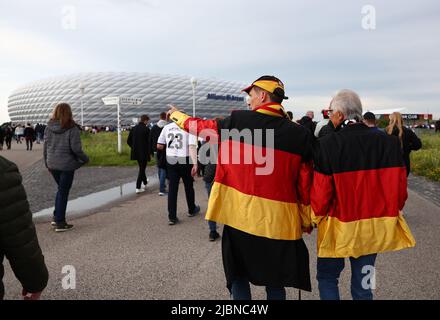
{"left": 81, "top": 131, "right": 154, "bottom": 167}
{"left": 411, "top": 131, "right": 440, "bottom": 182}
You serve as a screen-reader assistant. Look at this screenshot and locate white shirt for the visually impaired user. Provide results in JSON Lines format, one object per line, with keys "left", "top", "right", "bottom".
{"left": 157, "top": 122, "right": 197, "bottom": 158}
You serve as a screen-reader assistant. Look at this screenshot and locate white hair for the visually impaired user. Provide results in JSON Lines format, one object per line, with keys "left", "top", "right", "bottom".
{"left": 330, "top": 89, "right": 363, "bottom": 121}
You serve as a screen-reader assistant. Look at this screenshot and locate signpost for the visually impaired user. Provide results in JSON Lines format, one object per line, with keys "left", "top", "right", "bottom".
{"left": 102, "top": 96, "right": 143, "bottom": 154}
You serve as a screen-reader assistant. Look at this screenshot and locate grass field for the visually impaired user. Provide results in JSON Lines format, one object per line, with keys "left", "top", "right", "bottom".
{"left": 81, "top": 131, "right": 154, "bottom": 167}
{"left": 411, "top": 131, "right": 440, "bottom": 182}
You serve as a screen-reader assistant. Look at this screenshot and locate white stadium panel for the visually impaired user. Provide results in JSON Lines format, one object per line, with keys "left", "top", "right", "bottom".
{"left": 8, "top": 72, "right": 248, "bottom": 126}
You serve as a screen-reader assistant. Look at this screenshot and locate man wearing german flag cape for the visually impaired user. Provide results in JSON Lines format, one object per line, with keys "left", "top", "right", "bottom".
{"left": 311, "top": 90, "right": 416, "bottom": 300}
{"left": 168, "top": 75, "right": 313, "bottom": 300}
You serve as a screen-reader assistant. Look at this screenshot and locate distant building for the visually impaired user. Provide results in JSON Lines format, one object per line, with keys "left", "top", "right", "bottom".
{"left": 8, "top": 72, "right": 247, "bottom": 125}
{"left": 376, "top": 113, "right": 433, "bottom": 124}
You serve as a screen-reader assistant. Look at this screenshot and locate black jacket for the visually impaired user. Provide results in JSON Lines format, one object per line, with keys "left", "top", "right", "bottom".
{"left": 0, "top": 156, "right": 49, "bottom": 299}
{"left": 23, "top": 127, "right": 35, "bottom": 140}
{"left": 127, "top": 123, "right": 151, "bottom": 162}
{"left": 150, "top": 124, "right": 163, "bottom": 154}
{"left": 318, "top": 120, "right": 335, "bottom": 138}
{"left": 390, "top": 126, "right": 422, "bottom": 175}
{"left": 298, "top": 116, "right": 317, "bottom": 136}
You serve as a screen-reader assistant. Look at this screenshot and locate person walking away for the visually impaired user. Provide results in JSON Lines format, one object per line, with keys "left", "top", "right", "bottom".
{"left": 24, "top": 123, "right": 36, "bottom": 151}
{"left": 5, "top": 126, "right": 13, "bottom": 150}
{"left": 167, "top": 75, "right": 313, "bottom": 300}
{"left": 298, "top": 115, "right": 315, "bottom": 135}
{"left": 150, "top": 112, "right": 168, "bottom": 196}
{"left": 44, "top": 103, "right": 89, "bottom": 232}
{"left": 15, "top": 125, "right": 24, "bottom": 144}
{"left": 157, "top": 120, "right": 200, "bottom": 225}
{"left": 0, "top": 156, "right": 49, "bottom": 299}
{"left": 201, "top": 139, "right": 220, "bottom": 241}
{"left": 315, "top": 109, "right": 330, "bottom": 138}
{"left": 0, "top": 126, "right": 4, "bottom": 151}
{"left": 386, "top": 112, "right": 422, "bottom": 176}
{"left": 127, "top": 115, "right": 151, "bottom": 194}
{"left": 311, "top": 90, "right": 416, "bottom": 300}
{"left": 35, "top": 123, "right": 43, "bottom": 144}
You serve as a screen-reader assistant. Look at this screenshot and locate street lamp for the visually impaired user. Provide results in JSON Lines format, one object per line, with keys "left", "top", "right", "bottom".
{"left": 190, "top": 77, "right": 197, "bottom": 117}
{"left": 78, "top": 82, "right": 85, "bottom": 127}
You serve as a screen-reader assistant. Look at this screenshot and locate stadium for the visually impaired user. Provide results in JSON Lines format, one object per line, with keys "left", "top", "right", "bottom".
{"left": 7, "top": 72, "right": 248, "bottom": 126}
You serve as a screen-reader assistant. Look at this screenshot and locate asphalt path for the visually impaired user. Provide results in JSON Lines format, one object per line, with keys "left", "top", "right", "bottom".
{"left": 1, "top": 143, "right": 439, "bottom": 300}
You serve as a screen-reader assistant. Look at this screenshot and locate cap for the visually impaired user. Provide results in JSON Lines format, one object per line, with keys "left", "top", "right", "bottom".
{"left": 363, "top": 111, "right": 376, "bottom": 121}
{"left": 242, "top": 75, "right": 289, "bottom": 100}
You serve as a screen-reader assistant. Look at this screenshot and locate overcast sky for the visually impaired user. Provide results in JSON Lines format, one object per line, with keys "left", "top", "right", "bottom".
{"left": 0, "top": 0, "right": 439, "bottom": 123}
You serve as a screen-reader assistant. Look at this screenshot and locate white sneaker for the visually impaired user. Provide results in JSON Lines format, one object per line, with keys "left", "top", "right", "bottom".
{"left": 158, "top": 192, "right": 167, "bottom": 196}
{"left": 136, "top": 188, "right": 145, "bottom": 194}
{"left": 143, "top": 178, "right": 149, "bottom": 190}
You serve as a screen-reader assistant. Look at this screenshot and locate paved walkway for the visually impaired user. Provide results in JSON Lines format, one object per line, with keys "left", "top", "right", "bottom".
{"left": 1, "top": 140, "right": 146, "bottom": 213}
{"left": 1, "top": 145, "right": 440, "bottom": 300}
{"left": 408, "top": 174, "right": 440, "bottom": 208}
{"left": 2, "top": 179, "right": 440, "bottom": 300}
{"left": 0, "top": 139, "right": 44, "bottom": 170}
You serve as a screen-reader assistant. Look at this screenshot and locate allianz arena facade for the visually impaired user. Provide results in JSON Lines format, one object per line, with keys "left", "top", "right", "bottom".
{"left": 8, "top": 72, "right": 248, "bottom": 126}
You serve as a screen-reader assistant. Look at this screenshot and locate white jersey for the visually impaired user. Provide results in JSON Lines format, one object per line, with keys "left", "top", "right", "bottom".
{"left": 157, "top": 122, "right": 197, "bottom": 158}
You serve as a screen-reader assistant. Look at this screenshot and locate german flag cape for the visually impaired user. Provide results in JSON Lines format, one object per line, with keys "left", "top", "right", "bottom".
{"left": 171, "top": 103, "right": 313, "bottom": 291}
{"left": 311, "top": 123, "right": 416, "bottom": 258}
{"left": 171, "top": 103, "right": 313, "bottom": 240}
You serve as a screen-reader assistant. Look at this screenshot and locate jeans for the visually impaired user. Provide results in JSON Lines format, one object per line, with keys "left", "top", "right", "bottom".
{"left": 231, "top": 278, "right": 286, "bottom": 300}
{"left": 26, "top": 138, "right": 33, "bottom": 150}
{"left": 205, "top": 181, "right": 217, "bottom": 232}
{"left": 155, "top": 153, "right": 167, "bottom": 193}
{"left": 158, "top": 167, "right": 167, "bottom": 193}
{"left": 5, "top": 137, "right": 12, "bottom": 150}
{"left": 5, "top": 137, "right": 11, "bottom": 149}
{"left": 136, "top": 160, "right": 148, "bottom": 189}
{"left": 317, "top": 254, "right": 377, "bottom": 300}
{"left": 167, "top": 162, "right": 196, "bottom": 221}
{"left": 50, "top": 170, "right": 75, "bottom": 223}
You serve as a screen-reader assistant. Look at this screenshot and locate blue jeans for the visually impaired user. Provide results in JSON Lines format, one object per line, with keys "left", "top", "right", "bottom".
{"left": 50, "top": 170, "right": 75, "bottom": 223}
{"left": 158, "top": 168, "right": 167, "bottom": 193}
{"left": 317, "top": 254, "right": 377, "bottom": 300}
{"left": 205, "top": 181, "right": 216, "bottom": 232}
{"left": 231, "top": 278, "right": 286, "bottom": 300}
{"left": 155, "top": 153, "right": 167, "bottom": 193}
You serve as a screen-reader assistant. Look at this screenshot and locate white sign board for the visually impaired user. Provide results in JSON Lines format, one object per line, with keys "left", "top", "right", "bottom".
{"left": 120, "top": 97, "right": 143, "bottom": 105}
{"left": 102, "top": 97, "right": 120, "bottom": 105}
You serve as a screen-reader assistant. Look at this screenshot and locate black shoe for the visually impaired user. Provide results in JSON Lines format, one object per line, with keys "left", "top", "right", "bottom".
{"left": 168, "top": 218, "right": 179, "bottom": 225}
{"left": 55, "top": 223, "right": 74, "bottom": 232}
{"left": 187, "top": 205, "right": 201, "bottom": 217}
{"left": 209, "top": 231, "right": 220, "bottom": 241}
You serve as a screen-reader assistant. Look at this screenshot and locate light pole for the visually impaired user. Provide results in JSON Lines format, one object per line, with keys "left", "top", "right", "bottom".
{"left": 117, "top": 99, "right": 122, "bottom": 154}
{"left": 79, "top": 82, "right": 85, "bottom": 127}
{"left": 190, "top": 77, "right": 197, "bottom": 117}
